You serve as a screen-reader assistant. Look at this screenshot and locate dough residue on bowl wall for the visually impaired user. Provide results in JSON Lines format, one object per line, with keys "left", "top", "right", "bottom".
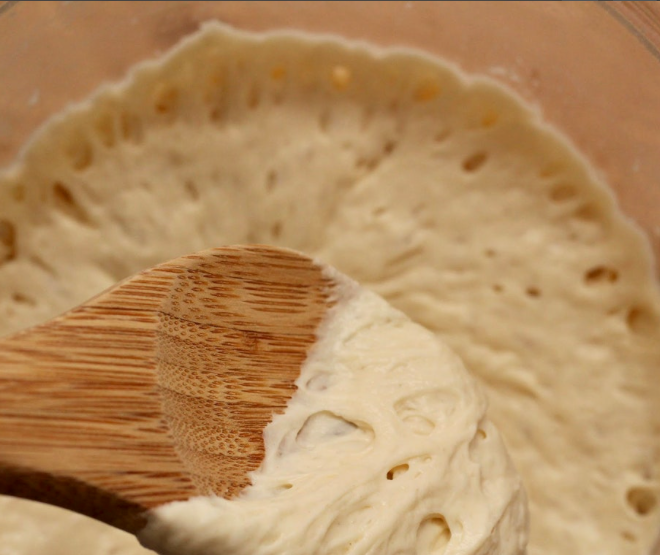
{"left": 0, "top": 23, "right": 659, "bottom": 555}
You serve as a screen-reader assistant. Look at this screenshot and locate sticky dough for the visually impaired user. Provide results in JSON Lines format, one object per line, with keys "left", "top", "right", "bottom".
{"left": 0, "top": 23, "right": 659, "bottom": 555}
{"left": 139, "top": 275, "right": 527, "bottom": 555}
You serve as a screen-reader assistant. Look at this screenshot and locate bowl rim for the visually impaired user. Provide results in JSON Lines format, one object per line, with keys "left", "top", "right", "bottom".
{"left": 599, "top": 1, "right": 660, "bottom": 63}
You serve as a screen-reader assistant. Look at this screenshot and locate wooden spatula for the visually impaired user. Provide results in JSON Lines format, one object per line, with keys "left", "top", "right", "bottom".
{"left": 0, "top": 245, "right": 336, "bottom": 535}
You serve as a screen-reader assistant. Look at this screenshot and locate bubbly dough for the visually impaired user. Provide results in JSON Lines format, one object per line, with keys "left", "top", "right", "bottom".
{"left": 139, "top": 277, "right": 527, "bottom": 555}
{"left": 1, "top": 23, "right": 659, "bottom": 555}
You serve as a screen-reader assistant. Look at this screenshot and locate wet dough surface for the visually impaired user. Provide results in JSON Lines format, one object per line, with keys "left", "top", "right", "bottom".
{"left": 0, "top": 24, "right": 659, "bottom": 555}
{"left": 139, "top": 281, "right": 527, "bottom": 555}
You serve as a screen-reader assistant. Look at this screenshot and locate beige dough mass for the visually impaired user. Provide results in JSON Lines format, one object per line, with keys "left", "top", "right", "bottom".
{"left": 139, "top": 279, "right": 527, "bottom": 555}
{"left": 0, "top": 23, "right": 659, "bottom": 555}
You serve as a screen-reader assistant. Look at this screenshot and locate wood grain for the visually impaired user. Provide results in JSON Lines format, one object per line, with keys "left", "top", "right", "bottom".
{"left": 0, "top": 245, "right": 335, "bottom": 533}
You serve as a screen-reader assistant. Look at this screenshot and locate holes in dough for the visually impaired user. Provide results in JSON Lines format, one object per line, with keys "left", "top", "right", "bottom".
{"left": 66, "top": 136, "right": 93, "bottom": 171}
{"left": 305, "top": 372, "right": 333, "bottom": 391}
{"left": 204, "top": 70, "right": 226, "bottom": 120}
{"left": 94, "top": 111, "right": 116, "bottom": 148}
{"left": 414, "top": 80, "right": 441, "bottom": 102}
{"left": 584, "top": 265, "right": 619, "bottom": 285}
{"left": 319, "top": 109, "right": 331, "bottom": 133}
{"left": 481, "top": 111, "right": 500, "bottom": 128}
{"left": 296, "top": 411, "right": 374, "bottom": 452}
{"left": 401, "top": 415, "right": 435, "bottom": 435}
{"left": 469, "top": 425, "right": 488, "bottom": 465}
{"left": 566, "top": 204, "right": 604, "bottom": 241}
{"left": 621, "top": 531, "right": 636, "bottom": 543}
{"left": 462, "top": 151, "right": 488, "bottom": 172}
{"left": 383, "top": 139, "right": 398, "bottom": 155}
{"left": 296, "top": 412, "right": 357, "bottom": 444}
{"left": 526, "top": 286, "right": 541, "bottom": 298}
{"left": 626, "top": 486, "right": 657, "bottom": 516}
{"left": 28, "top": 254, "right": 56, "bottom": 276}
{"left": 434, "top": 129, "right": 451, "bottom": 143}
{"left": 210, "top": 103, "right": 225, "bottom": 122}
{"left": 266, "top": 170, "right": 279, "bottom": 192}
{"left": 386, "top": 463, "right": 409, "bottom": 480}
{"left": 626, "top": 306, "right": 656, "bottom": 335}
{"left": 11, "top": 183, "right": 26, "bottom": 202}
{"left": 119, "top": 110, "right": 144, "bottom": 143}
{"left": 385, "top": 245, "right": 425, "bottom": 270}
{"left": 52, "top": 181, "right": 73, "bottom": 204}
{"left": 184, "top": 180, "right": 199, "bottom": 200}
{"left": 539, "top": 163, "right": 563, "bottom": 178}
{"left": 395, "top": 390, "right": 456, "bottom": 435}
{"left": 262, "top": 530, "right": 281, "bottom": 546}
{"left": 0, "top": 219, "right": 17, "bottom": 263}
{"left": 271, "top": 221, "right": 282, "bottom": 239}
{"left": 52, "top": 182, "right": 91, "bottom": 226}
{"left": 271, "top": 66, "right": 287, "bottom": 81}
{"left": 331, "top": 65, "right": 352, "bottom": 90}
{"left": 153, "top": 83, "right": 179, "bottom": 116}
{"left": 356, "top": 156, "right": 381, "bottom": 172}
{"left": 247, "top": 84, "right": 261, "bottom": 109}
{"left": 574, "top": 204, "right": 599, "bottom": 223}
{"left": 11, "top": 292, "right": 35, "bottom": 306}
{"left": 549, "top": 183, "right": 577, "bottom": 202}
{"left": 416, "top": 515, "right": 451, "bottom": 555}
{"left": 323, "top": 505, "right": 373, "bottom": 552}
{"left": 411, "top": 203, "right": 425, "bottom": 217}
{"left": 273, "top": 483, "right": 293, "bottom": 495}
{"left": 361, "top": 106, "right": 374, "bottom": 130}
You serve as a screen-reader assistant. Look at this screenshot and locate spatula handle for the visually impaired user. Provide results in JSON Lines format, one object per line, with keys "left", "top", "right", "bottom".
{"left": 0, "top": 271, "right": 193, "bottom": 532}
{"left": 0, "top": 246, "right": 333, "bottom": 532}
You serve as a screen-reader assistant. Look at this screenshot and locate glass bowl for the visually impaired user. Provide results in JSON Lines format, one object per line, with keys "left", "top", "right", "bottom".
{"left": 0, "top": 2, "right": 659, "bottom": 555}
{"left": 1, "top": 1, "right": 659, "bottom": 270}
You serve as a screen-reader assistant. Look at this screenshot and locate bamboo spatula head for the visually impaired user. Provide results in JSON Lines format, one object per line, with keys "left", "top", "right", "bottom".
{"left": 0, "top": 245, "right": 336, "bottom": 534}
